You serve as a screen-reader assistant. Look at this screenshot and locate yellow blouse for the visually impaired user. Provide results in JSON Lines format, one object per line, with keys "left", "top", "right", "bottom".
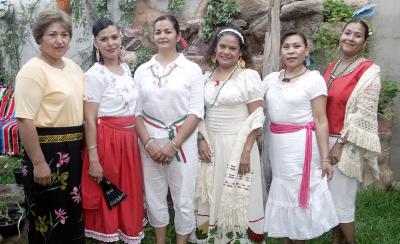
{"left": 15, "top": 57, "right": 84, "bottom": 127}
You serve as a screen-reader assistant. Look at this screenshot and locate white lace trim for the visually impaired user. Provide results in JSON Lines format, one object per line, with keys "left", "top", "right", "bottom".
{"left": 85, "top": 229, "right": 144, "bottom": 244}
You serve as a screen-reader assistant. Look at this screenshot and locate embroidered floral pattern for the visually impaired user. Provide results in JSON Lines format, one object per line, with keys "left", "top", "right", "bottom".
{"left": 21, "top": 165, "right": 28, "bottom": 176}
{"left": 54, "top": 208, "right": 68, "bottom": 225}
{"left": 70, "top": 186, "right": 81, "bottom": 203}
{"left": 35, "top": 215, "right": 51, "bottom": 234}
{"left": 56, "top": 152, "right": 70, "bottom": 168}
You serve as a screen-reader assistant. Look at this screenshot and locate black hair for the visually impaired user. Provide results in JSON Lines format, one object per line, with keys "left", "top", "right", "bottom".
{"left": 153, "top": 15, "right": 183, "bottom": 51}
{"left": 342, "top": 19, "right": 370, "bottom": 40}
{"left": 91, "top": 17, "right": 118, "bottom": 64}
{"left": 280, "top": 32, "right": 308, "bottom": 47}
{"left": 205, "top": 28, "right": 252, "bottom": 67}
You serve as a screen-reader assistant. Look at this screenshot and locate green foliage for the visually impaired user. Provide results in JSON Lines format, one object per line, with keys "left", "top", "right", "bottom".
{"left": 168, "top": 0, "right": 185, "bottom": 14}
{"left": 323, "top": 0, "right": 354, "bottom": 23}
{"left": 0, "top": 1, "right": 40, "bottom": 84}
{"left": 378, "top": 80, "right": 400, "bottom": 119}
{"left": 118, "top": 0, "right": 135, "bottom": 27}
{"left": 201, "top": 0, "right": 240, "bottom": 43}
{"left": 130, "top": 45, "right": 154, "bottom": 73}
{"left": 314, "top": 23, "right": 340, "bottom": 63}
{"left": 0, "top": 156, "right": 21, "bottom": 184}
{"left": 94, "top": 0, "right": 109, "bottom": 17}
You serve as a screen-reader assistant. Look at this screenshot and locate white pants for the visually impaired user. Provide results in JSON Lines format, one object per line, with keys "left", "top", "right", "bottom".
{"left": 328, "top": 136, "right": 360, "bottom": 223}
{"left": 140, "top": 137, "right": 197, "bottom": 235}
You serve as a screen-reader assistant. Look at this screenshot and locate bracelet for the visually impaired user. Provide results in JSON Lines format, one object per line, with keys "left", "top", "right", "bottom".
{"left": 321, "top": 159, "right": 331, "bottom": 163}
{"left": 169, "top": 139, "right": 179, "bottom": 152}
{"left": 144, "top": 138, "right": 154, "bottom": 150}
{"left": 87, "top": 145, "right": 97, "bottom": 151}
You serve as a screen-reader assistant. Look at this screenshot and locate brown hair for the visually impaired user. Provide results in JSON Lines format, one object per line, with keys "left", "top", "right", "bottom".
{"left": 32, "top": 10, "right": 72, "bottom": 45}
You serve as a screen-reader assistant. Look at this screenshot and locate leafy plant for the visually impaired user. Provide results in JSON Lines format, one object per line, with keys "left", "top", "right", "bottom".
{"left": 130, "top": 45, "right": 154, "bottom": 73}
{"left": 118, "top": 0, "right": 135, "bottom": 28}
{"left": 378, "top": 80, "right": 400, "bottom": 119}
{"left": 0, "top": 1, "right": 40, "bottom": 84}
{"left": 314, "top": 23, "right": 340, "bottom": 64}
{"left": 323, "top": 0, "right": 354, "bottom": 23}
{"left": 168, "top": 0, "right": 185, "bottom": 14}
{"left": 201, "top": 0, "right": 240, "bottom": 43}
{"left": 94, "top": 0, "right": 109, "bottom": 17}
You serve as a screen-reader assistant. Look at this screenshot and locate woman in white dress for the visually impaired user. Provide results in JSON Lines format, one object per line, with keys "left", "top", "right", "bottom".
{"left": 134, "top": 15, "right": 204, "bottom": 244}
{"left": 195, "top": 28, "right": 265, "bottom": 243}
{"left": 263, "top": 32, "right": 338, "bottom": 243}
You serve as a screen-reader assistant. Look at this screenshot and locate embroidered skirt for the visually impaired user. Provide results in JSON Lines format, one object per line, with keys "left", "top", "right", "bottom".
{"left": 22, "top": 126, "right": 85, "bottom": 244}
{"left": 82, "top": 116, "right": 145, "bottom": 243}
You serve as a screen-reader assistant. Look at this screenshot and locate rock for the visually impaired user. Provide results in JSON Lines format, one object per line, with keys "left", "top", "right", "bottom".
{"left": 281, "top": 0, "right": 304, "bottom": 5}
{"left": 231, "top": 19, "right": 248, "bottom": 30}
{"left": 281, "top": 13, "right": 324, "bottom": 48}
{"left": 344, "top": 0, "right": 370, "bottom": 8}
{"left": 237, "top": 0, "right": 269, "bottom": 23}
{"left": 280, "top": 0, "right": 323, "bottom": 21}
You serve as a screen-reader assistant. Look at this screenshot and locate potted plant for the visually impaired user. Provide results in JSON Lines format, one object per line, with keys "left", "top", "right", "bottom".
{"left": 0, "top": 188, "right": 25, "bottom": 237}
{"left": 376, "top": 79, "right": 400, "bottom": 189}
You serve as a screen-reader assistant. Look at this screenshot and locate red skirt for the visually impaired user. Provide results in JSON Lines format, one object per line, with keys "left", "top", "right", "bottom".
{"left": 81, "top": 116, "right": 145, "bottom": 243}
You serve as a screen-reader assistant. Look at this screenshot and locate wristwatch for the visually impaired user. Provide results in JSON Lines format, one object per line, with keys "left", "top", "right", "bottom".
{"left": 336, "top": 137, "right": 345, "bottom": 145}
{"left": 197, "top": 133, "right": 204, "bottom": 141}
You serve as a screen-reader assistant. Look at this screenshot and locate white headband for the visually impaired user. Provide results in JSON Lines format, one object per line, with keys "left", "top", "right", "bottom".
{"left": 217, "top": 28, "right": 244, "bottom": 44}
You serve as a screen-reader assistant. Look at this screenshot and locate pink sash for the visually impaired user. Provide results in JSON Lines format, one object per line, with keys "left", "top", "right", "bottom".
{"left": 270, "top": 121, "right": 315, "bottom": 208}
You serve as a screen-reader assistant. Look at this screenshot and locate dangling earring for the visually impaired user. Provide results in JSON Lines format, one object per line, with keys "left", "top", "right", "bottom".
{"left": 96, "top": 48, "right": 101, "bottom": 62}
{"left": 119, "top": 46, "right": 125, "bottom": 63}
{"left": 238, "top": 57, "right": 246, "bottom": 68}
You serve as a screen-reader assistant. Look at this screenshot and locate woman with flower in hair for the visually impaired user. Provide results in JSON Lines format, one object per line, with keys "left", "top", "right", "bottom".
{"left": 324, "top": 20, "right": 381, "bottom": 244}
{"left": 194, "top": 28, "right": 265, "bottom": 243}
{"left": 81, "top": 17, "right": 145, "bottom": 243}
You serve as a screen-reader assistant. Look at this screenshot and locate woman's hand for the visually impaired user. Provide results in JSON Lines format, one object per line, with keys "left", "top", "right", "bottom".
{"left": 160, "top": 142, "right": 177, "bottom": 164}
{"left": 329, "top": 143, "right": 343, "bottom": 165}
{"left": 321, "top": 161, "right": 333, "bottom": 180}
{"left": 89, "top": 159, "right": 103, "bottom": 183}
{"left": 33, "top": 162, "right": 52, "bottom": 186}
{"left": 239, "top": 150, "right": 251, "bottom": 175}
{"left": 198, "top": 140, "right": 212, "bottom": 163}
{"left": 147, "top": 142, "right": 163, "bottom": 162}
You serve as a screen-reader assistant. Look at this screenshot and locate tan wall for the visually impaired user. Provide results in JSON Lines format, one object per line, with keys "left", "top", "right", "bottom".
{"left": 370, "top": 0, "right": 400, "bottom": 180}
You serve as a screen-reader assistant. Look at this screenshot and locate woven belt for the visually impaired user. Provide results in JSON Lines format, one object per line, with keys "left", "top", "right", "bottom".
{"left": 38, "top": 132, "right": 84, "bottom": 143}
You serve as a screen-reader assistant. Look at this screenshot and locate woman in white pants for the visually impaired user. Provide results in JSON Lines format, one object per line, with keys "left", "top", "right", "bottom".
{"left": 134, "top": 15, "right": 204, "bottom": 244}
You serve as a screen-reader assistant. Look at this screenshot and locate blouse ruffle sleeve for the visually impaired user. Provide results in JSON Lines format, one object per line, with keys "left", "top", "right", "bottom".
{"left": 307, "top": 72, "right": 327, "bottom": 100}
{"left": 243, "top": 69, "right": 263, "bottom": 104}
{"left": 188, "top": 65, "right": 205, "bottom": 118}
{"left": 83, "top": 64, "right": 107, "bottom": 103}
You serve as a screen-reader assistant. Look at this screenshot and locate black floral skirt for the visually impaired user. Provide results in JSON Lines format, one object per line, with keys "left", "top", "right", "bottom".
{"left": 22, "top": 126, "right": 85, "bottom": 244}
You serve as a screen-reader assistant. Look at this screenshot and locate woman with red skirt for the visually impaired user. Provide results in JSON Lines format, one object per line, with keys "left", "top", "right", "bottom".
{"left": 81, "top": 18, "right": 145, "bottom": 243}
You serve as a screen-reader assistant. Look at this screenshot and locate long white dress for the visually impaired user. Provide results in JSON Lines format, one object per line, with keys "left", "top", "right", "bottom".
{"left": 263, "top": 70, "right": 339, "bottom": 240}
{"left": 195, "top": 69, "right": 265, "bottom": 243}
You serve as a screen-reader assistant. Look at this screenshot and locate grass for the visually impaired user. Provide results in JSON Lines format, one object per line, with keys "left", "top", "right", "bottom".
{"left": 1, "top": 155, "right": 400, "bottom": 243}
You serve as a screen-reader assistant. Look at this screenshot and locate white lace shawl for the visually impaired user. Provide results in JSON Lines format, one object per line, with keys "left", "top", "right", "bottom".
{"left": 338, "top": 64, "right": 381, "bottom": 183}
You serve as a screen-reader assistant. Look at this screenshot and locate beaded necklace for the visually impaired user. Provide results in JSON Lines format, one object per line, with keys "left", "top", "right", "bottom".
{"left": 327, "top": 53, "right": 363, "bottom": 89}
{"left": 207, "top": 64, "right": 239, "bottom": 108}
{"left": 150, "top": 63, "right": 178, "bottom": 88}
{"left": 282, "top": 67, "right": 308, "bottom": 83}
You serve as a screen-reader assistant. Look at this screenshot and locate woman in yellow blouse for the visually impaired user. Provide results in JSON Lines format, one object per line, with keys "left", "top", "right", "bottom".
{"left": 14, "top": 10, "right": 85, "bottom": 243}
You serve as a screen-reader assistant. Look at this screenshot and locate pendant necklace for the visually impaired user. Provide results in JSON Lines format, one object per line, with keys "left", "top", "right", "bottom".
{"left": 282, "top": 68, "right": 308, "bottom": 83}
{"left": 208, "top": 64, "right": 239, "bottom": 108}
{"left": 327, "top": 53, "right": 363, "bottom": 89}
{"left": 150, "top": 63, "right": 178, "bottom": 88}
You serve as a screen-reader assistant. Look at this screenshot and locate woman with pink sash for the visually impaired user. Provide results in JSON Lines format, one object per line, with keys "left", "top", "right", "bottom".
{"left": 81, "top": 18, "right": 145, "bottom": 243}
{"left": 263, "top": 32, "right": 338, "bottom": 242}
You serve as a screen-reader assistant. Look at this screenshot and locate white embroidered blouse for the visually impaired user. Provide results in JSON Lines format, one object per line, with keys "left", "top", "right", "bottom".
{"left": 84, "top": 63, "right": 137, "bottom": 117}
{"left": 134, "top": 54, "right": 205, "bottom": 139}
